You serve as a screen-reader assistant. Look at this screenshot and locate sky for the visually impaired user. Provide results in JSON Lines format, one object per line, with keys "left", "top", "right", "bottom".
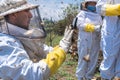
{"left": 28, "top": 0, "right": 83, "bottom": 21}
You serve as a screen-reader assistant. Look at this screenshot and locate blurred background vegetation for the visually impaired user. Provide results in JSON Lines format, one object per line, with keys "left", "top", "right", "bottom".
{"left": 44, "top": 3, "right": 80, "bottom": 80}
{"left": 44, "top": 3, "right": 79, "bottom": 46}
{"left": 43, "top": 2, "right": 101, "bottom": 80}
{"left": 31, "top": 0, "right": 101, "bottom": 79}
{"left": 44, "top": 3, "right": 101, "bottom": 80}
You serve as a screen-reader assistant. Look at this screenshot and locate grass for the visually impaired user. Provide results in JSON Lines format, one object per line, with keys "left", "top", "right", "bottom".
{"left": 45, "top": 33, "right": 101, "bottom": 80}
{"left": 45, "top": 34, "right": 63, "bottom": 47}
{"left": 49, "top": 54, "right": 78, "bottom": 80}
{"left": 45, "top": 34, "right": 78, "bottom": 80}
{"left": 48, "top": 54, "right": 101, "bottom": 80}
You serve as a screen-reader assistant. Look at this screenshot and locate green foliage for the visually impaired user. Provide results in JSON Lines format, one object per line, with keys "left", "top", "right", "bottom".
{"left": 43, "top": 3, "right": 80, "bottom": 46}
{"left": 49, "top": 54, "right": 78, "bottom": 80}
{"left": 62, "top": 4, "right": 79, "bottom": 25}
{"left": 45, "top": 34, "right": 62, "bottom": 46}
{"left": 44, "top": 3, "right": 79, "bottom": 36}
{"left": 44, "top": 3, "right": 79, "bottom": 79}
{"left": 43, "top": 2, "right": 101, "bottom": 80}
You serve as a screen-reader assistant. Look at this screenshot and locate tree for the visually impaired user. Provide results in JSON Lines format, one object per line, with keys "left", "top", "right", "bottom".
{"left": 54, "top": 3, "right": 79, "bottom": 35}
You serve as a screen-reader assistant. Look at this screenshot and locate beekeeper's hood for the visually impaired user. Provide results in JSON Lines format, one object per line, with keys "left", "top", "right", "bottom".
{"left": 0, "top": 0, "right": 48, "bottom": 59}
{"left": 84, "top": 0, "right": 97, "bottom": 6}
{"left": 0, "top": 0, "right": 38, "bottom": 18}
{"left": 85, "top": 0, "right": 97, "bottom": 3}
{"left": 0, "top": 0, "right": 47, "bottom": 38}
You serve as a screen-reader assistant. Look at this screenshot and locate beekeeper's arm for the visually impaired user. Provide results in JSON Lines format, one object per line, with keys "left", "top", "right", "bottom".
{"left": 96, "top": 0, "right": 120, "bottom": 16}
{"left": 84, "top": 23, "right": 101, "bottom": 32}
{"left": 0, "top": 34, "right": 51, "bottom": 80}
{"left": 0, "top": 26, "right": 73, "bottom": 80}
{"left": 83, "top": 16, "right": 102, "bottom": 32}
{"left": 76, "top": 11, "right": 101, "bottom": 32}
{"left": 42, "top": 25, "right": 74, "bottom": 75}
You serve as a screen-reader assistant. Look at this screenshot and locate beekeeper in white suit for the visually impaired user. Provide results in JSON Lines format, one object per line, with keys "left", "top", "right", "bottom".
{"left": 0, "top": 0, "right": 74, "bottom": 80}
{"left": 96, "top": 0, "right": 120, "bottom": 80}
{"left": 75, "top": 0, "right": 102, "bottom": 80}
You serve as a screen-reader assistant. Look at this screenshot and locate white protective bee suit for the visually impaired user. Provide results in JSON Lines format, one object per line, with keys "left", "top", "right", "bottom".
{"left": 76, "top": 2, "right": 102, "bottom": 79}
{"left": 0, "top": 0, "right": 74, "bottom": 80}
{"left": 96, "top": 0, "right": 120, "bottom": 79}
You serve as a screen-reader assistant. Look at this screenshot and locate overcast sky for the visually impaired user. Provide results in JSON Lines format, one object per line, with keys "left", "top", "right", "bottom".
{"left": 28, "top": 0, "right": 83, "bottom": 21}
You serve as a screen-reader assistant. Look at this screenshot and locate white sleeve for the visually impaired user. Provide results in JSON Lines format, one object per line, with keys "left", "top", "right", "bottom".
{"left": 96, "top": 0, "right": 107, "bottom": 16}
{"left": 76, "top": 11, "right": 86, "bottom": 30}
{"left": 93, "top": 15, "right": 103, "bottom": 32}
{"left": 0, "top": 33, "right": 50, "bottom": 80}
{"left": 99, "top": 16, "right": 103, "bottom": 25}
{"left": 43, "top": 44, "right": 53, "bottom": 55}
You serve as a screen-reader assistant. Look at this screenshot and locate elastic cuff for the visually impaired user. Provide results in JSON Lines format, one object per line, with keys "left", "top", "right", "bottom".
{"left": 101, "top": 4, "right": 106, "bottom": 16}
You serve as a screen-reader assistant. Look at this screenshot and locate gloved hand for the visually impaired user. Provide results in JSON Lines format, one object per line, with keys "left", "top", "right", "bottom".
{"left": 59, "top": 25, "right": 74, "bottom": 52}
{"left": 104, "top": 4, "right": 120, "bottom": 16}
{"left": 84, "top": 23, "right": 95, "bottom": 32}
{"left": 95, "top": 25, "right": 101, "bottom": 32}
{"left": 84, "top": 24, "right": 101, "bottom": 32}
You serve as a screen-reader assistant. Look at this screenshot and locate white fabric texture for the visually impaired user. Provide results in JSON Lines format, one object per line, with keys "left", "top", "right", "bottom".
{"left": 4, "top": 23, "right": 53, "bottom": 62}
{"left": 59, "top": 25, "right": 74, "bottom": 52}
{"left": 76, "top": 10, "right": 102, "bottom": 79}
{"left": 96, "top": 0, "right": 120, "bottom": 79}
{"left": 0, "top": 22, "right": 54, "bottom": 79}
{"left": 0, "top": 33, "right": 50, "bottom": 80}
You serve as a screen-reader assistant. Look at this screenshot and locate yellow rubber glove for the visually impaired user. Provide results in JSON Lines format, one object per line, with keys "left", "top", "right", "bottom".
{"left": 84, "top": 24, "right": 95, "bottom": 32}
{"left": 42, "top": 46, "right": 66, "bottom": 76}
{"left": 105, "top": 4, "right": 120, "bottom": 16}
